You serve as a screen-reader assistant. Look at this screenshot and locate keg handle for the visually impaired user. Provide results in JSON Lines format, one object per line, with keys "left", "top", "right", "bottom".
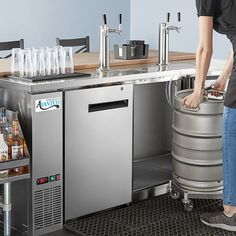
{"left": 204, "top": 87, "right": 225, "bottom": 101}
{"left": 182, "top": 105, "right": 200, "bottom": 112}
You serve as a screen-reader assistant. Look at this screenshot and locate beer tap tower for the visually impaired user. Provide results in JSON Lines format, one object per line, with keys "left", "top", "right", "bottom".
{"left": 99, "top": 14, "right": 122, "bottom": 72}
{"left": 158, "top": 12, "right": 181, "bottom": 68}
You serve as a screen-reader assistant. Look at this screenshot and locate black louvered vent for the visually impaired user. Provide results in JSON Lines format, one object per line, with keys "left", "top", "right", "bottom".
{"left": 34, "top": 186, "right": 62, "bottom": 231}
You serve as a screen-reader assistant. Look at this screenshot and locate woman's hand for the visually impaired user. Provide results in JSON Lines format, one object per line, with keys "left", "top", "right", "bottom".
{"left": 183, "top": 91, "right": 204, "bottom": 109}
{"left": 211, "top": 48, "right": 233, "bottom": 91}
{"left": 211, "top": 74, "right": 229, "bottom": 91}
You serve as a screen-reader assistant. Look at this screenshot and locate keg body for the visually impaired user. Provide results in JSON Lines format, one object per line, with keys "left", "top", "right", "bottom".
{"left": 172, "top": 89, "right": 223, "bottom": 192}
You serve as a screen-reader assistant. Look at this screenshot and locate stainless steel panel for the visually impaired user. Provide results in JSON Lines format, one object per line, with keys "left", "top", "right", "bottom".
{"left": 132, "top": 183, "right": 169, "bottom": 202}
{"left": 133, "top": 155, "right": 172, "bottom": 191}
{"left": 0, "top": 88, "right": 63, "bottom": 235}
{"left": 133, "top": 82, "right": 172, "bottom": 161}
{"left": 31, "top": 92, "right": 63, "bottom": 235}
{"left": 0, "top": 62, "right": 199, "bottom": 94}
{"left": 65, "top": 84, "right": 133, "bottom": 220}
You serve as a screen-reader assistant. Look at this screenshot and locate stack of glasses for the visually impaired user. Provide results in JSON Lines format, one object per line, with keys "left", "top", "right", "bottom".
{"left": 11, "top": 46, "right": 74, "bottom": 78}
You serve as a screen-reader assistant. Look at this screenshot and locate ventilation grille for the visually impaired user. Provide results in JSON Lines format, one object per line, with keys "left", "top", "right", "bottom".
{"left": 34, "top": 186, "right": 62, "bottom": 231}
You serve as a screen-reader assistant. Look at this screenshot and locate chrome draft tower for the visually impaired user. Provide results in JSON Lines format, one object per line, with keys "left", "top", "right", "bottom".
{"left": 158, "top": 12, "right": 181, "bottom": 67}
{"left": 99, "top": 14, "right": 122, "bottom": 72}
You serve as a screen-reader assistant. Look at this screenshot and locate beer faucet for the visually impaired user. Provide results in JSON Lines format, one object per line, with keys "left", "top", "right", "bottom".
{"left": 98, "top": 14, "right": 122, "bottom": 72}
{"left": 158, "top": 12, "right": 181, "bottom": 67}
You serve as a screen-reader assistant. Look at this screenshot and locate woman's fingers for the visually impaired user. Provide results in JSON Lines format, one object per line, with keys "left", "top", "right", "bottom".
{"left": 183, "top": 96, "right": 189, "bottom": 106}
{"left": 183, "top": 92, "right": 203, "bottom": 109}
{"left": 183, "top": 95, "right": 198, "bottom": 108}
{"left": 184, "top": 100, "right": 194, "bottom": 108}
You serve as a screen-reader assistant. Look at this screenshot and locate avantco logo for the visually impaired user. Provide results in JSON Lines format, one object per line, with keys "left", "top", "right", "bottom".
{"left": 35, "top": 97, "right": 61, "bottom": 112}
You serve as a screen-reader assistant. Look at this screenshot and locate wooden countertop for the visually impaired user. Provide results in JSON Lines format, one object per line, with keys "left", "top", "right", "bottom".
{"left": 0, "top": 50, "right": 195, "bottom": 77}
{"left": 73, "top": 50, "right": 195, "bottom": 70}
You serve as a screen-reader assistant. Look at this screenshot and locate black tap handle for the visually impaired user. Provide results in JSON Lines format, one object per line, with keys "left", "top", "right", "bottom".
{"left": 167, "top": 12, "right": 170, "bottom": 22}
{"left": 103, "top": 14, "right": 107, "bottom": 25}
{"left": 178, "top": 12, "right": 181, "bottom": 22}
{"left": 119, "top": 14, "right": 122, "bottom": 24}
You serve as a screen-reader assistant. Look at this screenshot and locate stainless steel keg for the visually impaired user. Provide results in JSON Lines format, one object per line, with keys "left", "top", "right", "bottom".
{"left": 172, "top": 89, "right": 223, "bottom": 192}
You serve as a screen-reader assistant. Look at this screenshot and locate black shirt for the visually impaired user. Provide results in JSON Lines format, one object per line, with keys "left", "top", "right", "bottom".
{"left": 196, "top": 0, "right": 236, "bottom": 108}
{"left": 196, "top": 0, "right": 236, "bottom": 34}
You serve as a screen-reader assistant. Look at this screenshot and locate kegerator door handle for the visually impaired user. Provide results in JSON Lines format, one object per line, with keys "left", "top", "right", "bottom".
{"left": 88, "top": 99, "right": 128, "bottom": 113}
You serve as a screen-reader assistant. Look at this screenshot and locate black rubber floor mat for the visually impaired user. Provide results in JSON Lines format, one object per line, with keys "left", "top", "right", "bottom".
{"left": 64, "top": 195, "right": 236, "bottom": 236}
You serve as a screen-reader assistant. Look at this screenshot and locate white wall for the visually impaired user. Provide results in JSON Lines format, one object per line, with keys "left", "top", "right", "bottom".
{"left": 0, "top": 0, "right": 130, "bottom": 51}
{"left": 1, "top": 0, "right": 231, "bottom": 59}
{"left": 130, "top": 0, "right": 231, "bottom": 60}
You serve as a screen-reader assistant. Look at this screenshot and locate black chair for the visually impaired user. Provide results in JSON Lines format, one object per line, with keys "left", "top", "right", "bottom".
{"left": 56, "top": 36, "right": 90, "bottom": 53}
{"left": 0, "top": 39, "right": 24, "bottom": 58}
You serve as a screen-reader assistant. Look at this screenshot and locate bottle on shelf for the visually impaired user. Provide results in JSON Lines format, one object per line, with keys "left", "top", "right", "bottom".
{"left": 5, "top": 124, "right": 12, "bottom": 159}
{"left": 0, "top": 130, "right": 9, "bottom": 178}
{"left": 0, "top": 107, "right": 10, "bottom": 140}
{"left": 9, "top": 119, "right": 24, "bottom": 175}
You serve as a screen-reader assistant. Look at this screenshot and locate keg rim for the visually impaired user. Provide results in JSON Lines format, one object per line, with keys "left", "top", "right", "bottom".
{"left": 175, "top": 89, "right": 224, "bottom": 104}
{"left": 174, "top": 89, "right": 224, "bottom": 115}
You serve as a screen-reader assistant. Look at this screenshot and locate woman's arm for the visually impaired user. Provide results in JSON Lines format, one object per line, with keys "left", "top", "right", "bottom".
{"left": 183, "top": 16, "right": 214, "bottom": 108}
{"left": 212, "top": 47, "right": 234, "bottom": 91}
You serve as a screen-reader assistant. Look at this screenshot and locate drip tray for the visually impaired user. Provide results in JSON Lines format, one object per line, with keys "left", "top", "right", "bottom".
{"left": 64, "top": 195, "right": 233, "bottom": 236}
{"left": 9, "top": 72, "right": 90, "bottom": 82}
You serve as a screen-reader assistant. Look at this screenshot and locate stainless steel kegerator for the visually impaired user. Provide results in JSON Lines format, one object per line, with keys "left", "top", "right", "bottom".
{"left": 0, "top": 80, "right": 133, "bottom": 235}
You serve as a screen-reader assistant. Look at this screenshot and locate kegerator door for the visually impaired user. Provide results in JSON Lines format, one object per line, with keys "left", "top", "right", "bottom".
{"left": 65, "top": 84, "right": 133, "bottom": 220}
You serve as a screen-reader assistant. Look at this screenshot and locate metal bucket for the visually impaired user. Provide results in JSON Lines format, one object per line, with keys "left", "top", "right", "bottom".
{"left": 172, "top": 89, "right": 223, "bottom": 192}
